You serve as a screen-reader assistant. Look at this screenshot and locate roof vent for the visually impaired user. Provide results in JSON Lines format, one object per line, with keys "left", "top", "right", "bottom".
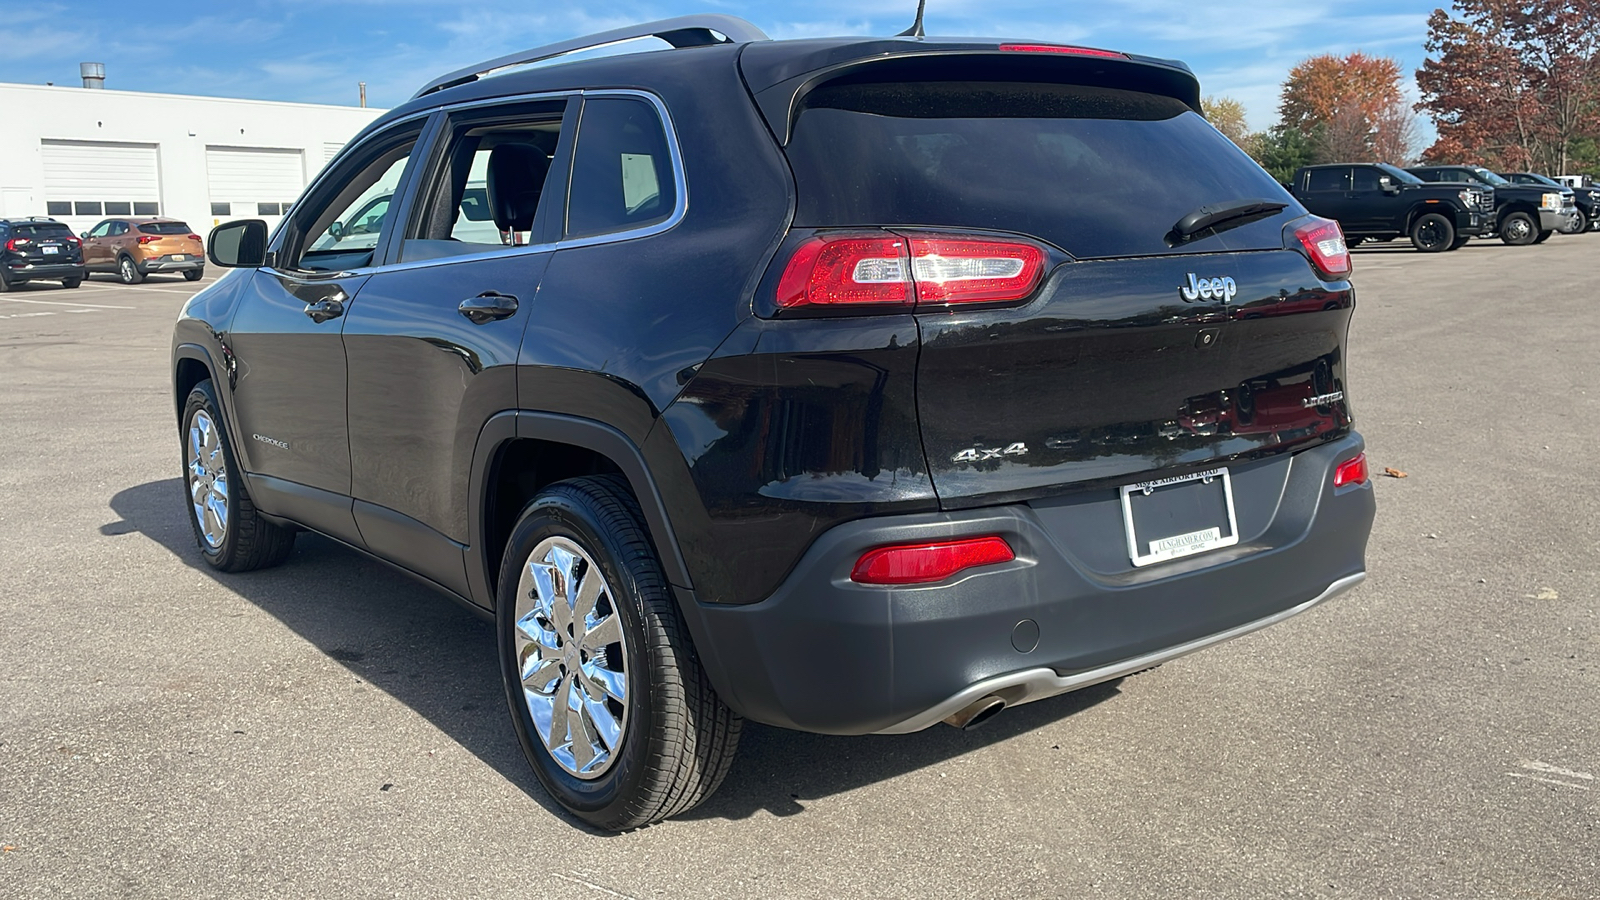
{"left": 80, "top": 62, "right": 105, "bottom": 89}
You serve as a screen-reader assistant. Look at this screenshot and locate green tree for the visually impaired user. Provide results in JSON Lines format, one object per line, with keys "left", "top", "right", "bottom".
{"left": 1254, "top": 125, "right": 1322, "bottom": 184}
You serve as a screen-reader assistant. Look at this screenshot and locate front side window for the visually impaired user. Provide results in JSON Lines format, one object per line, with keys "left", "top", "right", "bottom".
{"left": 287, "top": 123, "right": 422, "bottom": 272}
{"left": 566, "top": 97, "right": 677, "bottom": 240}
{"left": 1350, "top": 168, "right": 1381, "bottom": 191}
{"left": 86, "top": 221, "right": 112, "bottom": 239}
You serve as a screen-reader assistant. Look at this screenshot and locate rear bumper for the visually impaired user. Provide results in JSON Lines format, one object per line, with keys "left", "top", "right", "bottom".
{"left": 139, "top": 256, "right": 204, "bottom": 273}
{"left": 682, "top": 433, "right": 1374, "bottom": 735}
{"left": 4, "top": 261, "right": 86, "bottom": 280}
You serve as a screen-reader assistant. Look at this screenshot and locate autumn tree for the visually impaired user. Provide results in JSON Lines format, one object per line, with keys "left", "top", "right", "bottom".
{"left": 1277, "top": 52, "right": 1418, "bottom": 164}
{"left": 1417, "top": 0, "right": 1600, "bottom": 174}
{"left": 1202, "top": 95, "right": 1252, "bottom": 145}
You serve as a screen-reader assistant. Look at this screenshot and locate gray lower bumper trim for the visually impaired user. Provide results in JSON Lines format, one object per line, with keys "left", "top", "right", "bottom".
{"left": 874, "top": 571, "right": 1367, "bottom": 734}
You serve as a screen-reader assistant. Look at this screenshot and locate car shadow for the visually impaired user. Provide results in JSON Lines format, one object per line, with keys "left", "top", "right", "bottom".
{"left": 107, "top": 478, "right": 1120, "bottom": 827}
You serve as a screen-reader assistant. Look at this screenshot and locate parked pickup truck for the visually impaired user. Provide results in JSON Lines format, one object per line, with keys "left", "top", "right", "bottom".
{"left": 1408, "top": 165, "right": 1575, "bottom": 245}
{"left": 1288, "top": 163, "right": 1494, "bottom": 252}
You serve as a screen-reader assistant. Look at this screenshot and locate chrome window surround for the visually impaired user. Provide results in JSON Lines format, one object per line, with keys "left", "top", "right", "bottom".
{"left": 266, "top": 88, "right": 688, "bottom": 279}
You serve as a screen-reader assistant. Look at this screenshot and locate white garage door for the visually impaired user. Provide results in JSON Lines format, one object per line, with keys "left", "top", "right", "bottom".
{"left": 41, "top": 140, "right": 162, "bottom": 229}
{"left": 205, "top": 146, "right": 305, "bottom": 225}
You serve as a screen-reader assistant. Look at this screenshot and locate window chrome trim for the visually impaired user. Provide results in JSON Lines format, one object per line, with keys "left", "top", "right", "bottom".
{"left": 373, "top": 88, "right": 687, "bottom": 275}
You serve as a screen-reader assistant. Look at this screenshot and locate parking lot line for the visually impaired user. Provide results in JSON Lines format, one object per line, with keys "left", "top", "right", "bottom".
{"left": 0, "top": 296, "right": 133, "bottom": 309}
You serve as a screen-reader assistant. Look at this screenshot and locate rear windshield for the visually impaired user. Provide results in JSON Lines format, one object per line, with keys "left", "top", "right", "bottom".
{"left": 786, "top": 82, "right": 1297, "bottom": 258}
{"left": 13, "top": 223, "right": 74, "bottom": 239}
{"left": 138, "top": 222, "right": 192, "bottom": 235}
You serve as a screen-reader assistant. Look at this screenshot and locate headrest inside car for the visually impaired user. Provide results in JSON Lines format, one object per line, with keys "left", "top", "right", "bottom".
{"left": 487, "top": 144, "right": 550, "bottom": 233}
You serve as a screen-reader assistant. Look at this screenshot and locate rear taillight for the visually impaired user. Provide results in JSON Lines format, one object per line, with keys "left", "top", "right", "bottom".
{"left": 1286, "top": 216, "right": 1351, "bottom": 280}
{"left": 137, "top": 235, "right": 159, "bottom": 244}
{"left": 998, "top": 43, "right": 1126, "bottom": 59}
{"left": 1333, "top": 452, "right": 1368, "bottom": 488}
{"left": 850, "top": 536, "right": 1016, "bottom": 585}
{"left": 187, "top": 234, "right": 202, "bottom": 242}
{"left": 776, "top": 232, "right": 1048, "bottom": 311}
{"left": 65, "top": 236, "right": 81, "bottom": 246}
{"left": 6, "top": 238, "right": 30, "bottom": 251}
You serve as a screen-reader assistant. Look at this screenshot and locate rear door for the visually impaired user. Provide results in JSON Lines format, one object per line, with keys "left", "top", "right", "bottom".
{"left": 340, "top": 97, "right": 571, "bottom": 597}
{"left": 780, "top": 77, "right": 1352, "bottom": 505}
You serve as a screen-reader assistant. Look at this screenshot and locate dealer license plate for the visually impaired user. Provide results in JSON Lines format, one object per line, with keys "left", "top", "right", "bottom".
{"left": 1119, "top": 467, "right": 1239, "bottom": 567}
{"left": 171, "top": 254, "right": 185, "bottom": 260}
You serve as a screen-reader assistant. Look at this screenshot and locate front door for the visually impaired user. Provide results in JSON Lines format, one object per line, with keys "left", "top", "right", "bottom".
{"left": 223, "top": 119, "right": 428, "bottom": 544}
{"left": 342, "top": 97, "right": 570, "bottom": 596}
{"left": 81, "top": 220, "right": 113, "bottom": 269}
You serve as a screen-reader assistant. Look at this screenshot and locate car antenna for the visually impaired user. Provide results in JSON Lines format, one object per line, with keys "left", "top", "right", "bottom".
{"left": 896, "top": 0, "right": 928, "bottom": 37}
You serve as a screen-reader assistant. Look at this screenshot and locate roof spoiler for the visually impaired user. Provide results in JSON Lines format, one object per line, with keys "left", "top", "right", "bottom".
{"left": 413, "top": 14, "right": 770, "bottom": 99}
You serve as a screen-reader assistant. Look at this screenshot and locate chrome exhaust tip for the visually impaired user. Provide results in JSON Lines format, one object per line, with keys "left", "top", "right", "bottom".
{"left": 942, "top": 695, "right": 1005, "bottom": 730}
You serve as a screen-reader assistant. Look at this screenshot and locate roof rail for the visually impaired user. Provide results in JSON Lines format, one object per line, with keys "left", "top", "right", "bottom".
{"left": 413, "top": 15, "right": 770, "bottom": 99}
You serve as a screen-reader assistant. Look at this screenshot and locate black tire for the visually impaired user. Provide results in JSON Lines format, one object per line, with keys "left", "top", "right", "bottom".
{"left": 1500, "top": 211, "right": 1537, "bottom": 245}
{"left": 118, "top": 255, "right": 144, "bottom": 284}
{"left": 183, "top": 268, "right": 204, "bottom": 282}
{"left": 1533, "top": 229, "right": 1553, "bottom": 244}
{"left": 1574, "top": 209, "right": 1592, "bottom": 234}
{"left": 0, "top": 269, "right": 11, "bottom": 292}
{"left": 180, "top": 380, "right": 295, "bottom": 572}
{"left": 497, "top": 474, "right": 740, "bottom": 831}
{"left": 1448, "top": 234, "right": 1471, "bottom": 250}
{"left": 61, "top": 277, "right": 82, "bottom": 288}
{"left": 1409, "top": 212, "right": 1455, "bottom": 252}
{"left": 1346, "top": 237, "right": 1365, "bottom": 248}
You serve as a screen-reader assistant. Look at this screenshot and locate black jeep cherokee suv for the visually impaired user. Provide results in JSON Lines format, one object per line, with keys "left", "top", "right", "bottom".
{"left": 0, "top": 217, "right": 86, "bottom": 290}
{"left": 173, "top": 16, "right": 1375, "bottom": 830}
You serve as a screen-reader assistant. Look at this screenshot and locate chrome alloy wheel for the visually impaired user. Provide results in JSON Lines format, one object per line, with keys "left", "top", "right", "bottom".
{"left": 119, "top": 257, "right": 137, "bottom": 284}
{"left": 1504, "top": 216, "right": 1532, "bottom": 242}
{"left": 514, "top": 537, "right": 630, "bottom": 779}
{"left": 186, "top": 409, "right": 229, "bottom": 548}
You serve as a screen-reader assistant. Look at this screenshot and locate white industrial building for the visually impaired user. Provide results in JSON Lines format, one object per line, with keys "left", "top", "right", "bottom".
{"left": 0, "top": 77, "right": 385, "bottom": 236}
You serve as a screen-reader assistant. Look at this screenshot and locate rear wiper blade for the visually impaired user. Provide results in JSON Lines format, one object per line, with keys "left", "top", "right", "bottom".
{"left": 1168, "top": 198, "right": 1288, "bottom": 245}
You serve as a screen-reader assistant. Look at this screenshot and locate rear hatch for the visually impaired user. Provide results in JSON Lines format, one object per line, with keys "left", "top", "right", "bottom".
{"left": 756, "top": 47, "right": 1354, "bottom": 506}
{"left": 8, "top": 222, "right": 82, "bottom": 263}
{"left": 136, "top": 221, "right": 202, "bottom": 260}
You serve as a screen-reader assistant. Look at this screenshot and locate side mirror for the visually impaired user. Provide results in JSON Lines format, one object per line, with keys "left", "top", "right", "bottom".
{"left": 79, "top": 232, "right": 88, "bottom": 239}
{"left": 1378, "top": 177, "right": 1400, "bottom": 195}
{"left": 208, "top": 219, "right": 270, "bottom": 268}
{"left": 327, "top": 221, "right": 346, "bottom": 240}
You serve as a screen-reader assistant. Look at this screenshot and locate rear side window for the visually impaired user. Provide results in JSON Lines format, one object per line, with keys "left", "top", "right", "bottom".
{"left": 1305, "top": 169, "right": 1349, "bottom": 192}
{"left": 14, "top": 223, "right": 73, "bottom": 239}
{"left": 785, "top": 81, "right": 1296, "bottom": 259}
{"left": 565, "top": 97, "right": 677, "bottom": 240}
{"left": 138, "top": 222, "right": 192, "bottom": 235}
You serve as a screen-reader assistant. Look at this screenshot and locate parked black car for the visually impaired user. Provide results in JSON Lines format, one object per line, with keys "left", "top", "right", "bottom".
{"left": 0, "top": 217, "right": 86, "bottom": 290}
{"left": 1500, "top": 172, "right": 1598, "bottom": 233}
{"left": 1408, "top": 165, "right": 1575, "bottom": 245}
{"left": 1288, "top": 163, "right": 1493, "bottom": 252}
{"left": 173, "top": 15, "right": 1375, "bottom": 830}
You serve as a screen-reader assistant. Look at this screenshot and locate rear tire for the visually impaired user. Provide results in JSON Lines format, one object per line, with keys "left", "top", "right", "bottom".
{"left": 1500, "top": 211, "right": 1537, "bottom": 245}
{"left": 118, "top": 255, "right": 144, "bottom": 284}
{"left": 62, "top": 277, "right": 82, "bottom": 288}
{"left": 181, "top": 379, "right": 296, "bottom": 572}
{"left": 497, "top": 474, "right": 740, "bottom": 831}
{"left": 1410, "top": 213, "right": 1454, "bottom": 252}
{"left": 183, "top": 269, "right": 204, "bottom": 282}
{"left": 0, "top": 270, "right": 11, "bottom": 292}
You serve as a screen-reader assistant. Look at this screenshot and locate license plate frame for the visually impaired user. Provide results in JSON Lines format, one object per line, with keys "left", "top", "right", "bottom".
{"left": 1120, "top": 467, "right": 1240, "bottom": 567}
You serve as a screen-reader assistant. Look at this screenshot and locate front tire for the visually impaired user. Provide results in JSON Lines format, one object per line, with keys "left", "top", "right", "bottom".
{"left": 1500, "top": 211, "right": 1537, "bottom": 245}
{"left": 1533, "top": 229, "right": 1553, "bottom": 244}
{"left": 497, "top": 475, "right": 740, "bottom": 831}
{"left": 1448, "top": 234, "right": 1471, "bottom": 250}
{"left": 1410, "top": 213, "right": 1455, "bottom": 252}
{"left": 181, "top": 380, "right": 295, "bottom": 571}
{"left": 118, "top": 255, "right": 144, "bottom": 284}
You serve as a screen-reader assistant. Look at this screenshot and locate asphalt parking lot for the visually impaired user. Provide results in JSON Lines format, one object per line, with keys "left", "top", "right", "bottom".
{"left": 3, "top": 238, "right": 1597, "bottom": 899}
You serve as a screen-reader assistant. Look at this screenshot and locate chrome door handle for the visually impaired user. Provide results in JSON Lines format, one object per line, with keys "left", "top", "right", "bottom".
{"left": 458, "top": 291, "right": 519, "bottom": 324}
{"left": 303, "top": 291, "right": 346, "bottom": 323}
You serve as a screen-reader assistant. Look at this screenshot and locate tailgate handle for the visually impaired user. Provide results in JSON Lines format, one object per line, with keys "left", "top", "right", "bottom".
{"left": 458, "top": 291, "right": 519, "bottom": 324}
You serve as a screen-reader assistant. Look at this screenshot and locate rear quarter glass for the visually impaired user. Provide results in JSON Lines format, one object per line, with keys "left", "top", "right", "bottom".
{"left": 786, "top": 81, "right": 1299, "bottom": 258}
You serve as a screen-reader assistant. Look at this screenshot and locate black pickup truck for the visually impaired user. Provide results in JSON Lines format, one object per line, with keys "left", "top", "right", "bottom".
{"left": 1500, "top": 172, "right": 1597, "bottom": 234}
{"left": 1408, "top": 165, "right": 1576, "bottom": 245}
{"left": 1288, "top": 163, "right": 1494, "bottom": 252}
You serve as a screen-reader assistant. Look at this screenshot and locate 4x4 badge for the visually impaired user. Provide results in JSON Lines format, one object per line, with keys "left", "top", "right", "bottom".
{"left": 1180, "top": 273, "right": 1237, "bottom": 304}
{"left": 953, "top": 442, "right": 1028, "bottom": 463}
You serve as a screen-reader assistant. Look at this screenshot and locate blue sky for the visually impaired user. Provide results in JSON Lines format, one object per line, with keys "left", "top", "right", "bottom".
{"left": 1, "top": 0, "right": 1443, "bottom": 134}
